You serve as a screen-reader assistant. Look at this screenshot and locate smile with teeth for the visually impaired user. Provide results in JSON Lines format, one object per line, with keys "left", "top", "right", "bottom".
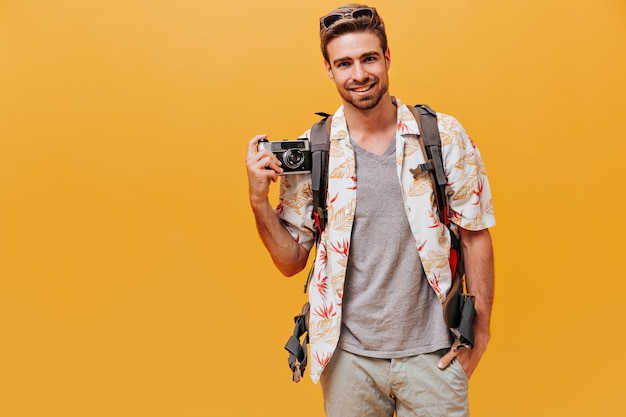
{"left": 350, "top": 83, "right": 375, "bottom": 93}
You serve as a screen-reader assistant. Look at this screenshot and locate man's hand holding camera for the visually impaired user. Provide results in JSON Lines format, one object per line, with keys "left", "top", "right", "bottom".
{"left": 247, "top": 134, "right": 284, "bottom": 206}
{"left": 257, "top": 138, "right": 312, "bottom": 175}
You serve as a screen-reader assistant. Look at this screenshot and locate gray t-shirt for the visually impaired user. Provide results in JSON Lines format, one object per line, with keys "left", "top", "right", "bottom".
{"left": 338, "top": 136, "right": 452, "bottom": 358}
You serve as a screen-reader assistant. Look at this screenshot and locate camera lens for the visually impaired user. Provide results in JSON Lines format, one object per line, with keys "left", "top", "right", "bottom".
{"left": 283, "top": 149, "right": 304, "bottom": 169}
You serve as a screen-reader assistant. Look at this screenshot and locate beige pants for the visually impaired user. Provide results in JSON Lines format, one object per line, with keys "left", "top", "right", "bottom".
{"left": 320, "top": 348, "right": 469, "bottom": 417}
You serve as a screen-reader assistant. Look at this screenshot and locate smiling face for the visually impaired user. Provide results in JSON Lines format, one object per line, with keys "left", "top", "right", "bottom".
{"left": 324, "top": 32, "right": 391, "bottom": 112}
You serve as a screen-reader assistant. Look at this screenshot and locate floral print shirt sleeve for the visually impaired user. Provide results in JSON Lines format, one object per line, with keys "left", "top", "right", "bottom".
{"left": 439, "top": 115, "right": 496, "bottom": 230}
{"left": 276, "top": 173, "right": 316, "bottom": 252}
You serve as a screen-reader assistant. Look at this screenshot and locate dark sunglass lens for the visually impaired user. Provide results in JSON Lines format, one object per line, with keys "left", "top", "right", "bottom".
{"left": 323, "top": 14, "right": 343, "bottom": 28}
{"left": 352, "top": 9, "right": 373, "bottom": 19}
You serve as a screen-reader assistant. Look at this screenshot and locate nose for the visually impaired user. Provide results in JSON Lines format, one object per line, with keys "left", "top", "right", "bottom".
{"left": 352, "top": 62, "right": 368, "bottom": 82}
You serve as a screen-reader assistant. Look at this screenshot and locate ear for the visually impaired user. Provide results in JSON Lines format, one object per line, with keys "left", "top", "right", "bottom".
{"left": 385, "top": 48, "right": 391, "bottom": 70}
{"left": 324, "top": 60, "right": 334, "bottom": 80}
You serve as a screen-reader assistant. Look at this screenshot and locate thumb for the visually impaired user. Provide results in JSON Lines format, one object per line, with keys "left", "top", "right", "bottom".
{"left": 437, "top": 349, "right": 457, "bottom": 370}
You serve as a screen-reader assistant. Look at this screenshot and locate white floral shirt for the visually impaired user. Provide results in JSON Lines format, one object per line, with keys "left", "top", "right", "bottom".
{"left": 276, "top": 97, "right": 496, "bottom": 383}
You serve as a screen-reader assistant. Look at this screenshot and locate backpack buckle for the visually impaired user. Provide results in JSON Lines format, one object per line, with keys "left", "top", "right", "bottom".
{"left": 410, "top": 161, "right": 435, "bottom": 179}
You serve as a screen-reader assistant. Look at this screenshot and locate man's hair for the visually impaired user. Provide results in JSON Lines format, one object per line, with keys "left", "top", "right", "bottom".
{"left": 319, "top": 4, "right": 388, "bottom": 63}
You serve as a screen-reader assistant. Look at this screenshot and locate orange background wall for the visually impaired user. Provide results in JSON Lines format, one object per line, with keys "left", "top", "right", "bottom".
{"left": 1, "top": 0, "right": 625, "bottom": 416}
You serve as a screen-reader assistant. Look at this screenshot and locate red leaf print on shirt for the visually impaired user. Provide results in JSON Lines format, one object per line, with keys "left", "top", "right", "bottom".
{"left": 329, "top": 239, "right": 349, "bottom": 257}
{"left": 314, "top": 351, "right": 332, "bottom": 368}
{"left": 316, "top": 272, "right": 328, "bottom": 297}
{"left": 348, "top": 176, "right": 357, "bottom": 190}
{"left": 429, "top": 271, "right": 441, "bottom": 293}
{"left": 472, "top": 178, "right": 485, "bottom": 205}
{"left": 427, "top": 209, "right": 441, "bottom": 228}
{"left": 450, "top": 208, "right": 463, "bottom": 222}
{"left": 397, "top": 120, "right": 409, "bottom": 133}
{"left": 313, "top": 304, "right": 337, "bottom": 320}
{"left": 318, "top": 243, "right": 328, "bottom": 267}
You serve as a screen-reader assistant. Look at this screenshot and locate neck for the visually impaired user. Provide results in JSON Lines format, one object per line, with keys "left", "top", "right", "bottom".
{"left": 344, "top": 94, "right": 397, "bottom": 155}
{"left": 344, "top": 93, "right": 396, "bottom": 129}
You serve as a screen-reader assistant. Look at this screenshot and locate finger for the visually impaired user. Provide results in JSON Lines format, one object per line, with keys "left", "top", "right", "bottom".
{"left": 266, "top": 156, "right": 283, "bottom": 173}
{"left": 247, "top": 148, "right": 273, "bottom": 173}
{"left": 437, "top": 348, "right": 459, "bottom": 370}
{"left": 252, "top": 148, "right": 283, "bottom": 173}
{"left": 247, "top": 134, "right": 268, "bottom": 158}
{"left": 253, "top": 153, "right": 281, "bottom": 172}
{"left": 248, "top": 158, "right": 283, "bottom": 190}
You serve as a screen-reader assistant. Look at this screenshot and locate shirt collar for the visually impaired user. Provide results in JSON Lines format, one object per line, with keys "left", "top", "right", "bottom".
{"left": 329, "top": 96, "right": 420, "bottom": 140}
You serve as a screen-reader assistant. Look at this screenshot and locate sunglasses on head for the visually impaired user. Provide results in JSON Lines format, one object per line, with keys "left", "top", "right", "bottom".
{"left": 320, "top": 7, "right": 376, "bottom": 30}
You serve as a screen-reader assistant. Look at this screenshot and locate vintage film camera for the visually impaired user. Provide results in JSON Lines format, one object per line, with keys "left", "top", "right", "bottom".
{"left": 257, "top": 138, "right": 312, "bottom": 175}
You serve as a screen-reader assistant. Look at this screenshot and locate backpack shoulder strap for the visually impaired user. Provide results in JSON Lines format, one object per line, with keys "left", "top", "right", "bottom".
{"left": 409, "top": 105, "right": 474, "bottom": 347}
{"left": 309, "top": 113, "right": 332, "bottom": 235}
{"left": 407, "top": 104, "right": 448, "bottom": 224}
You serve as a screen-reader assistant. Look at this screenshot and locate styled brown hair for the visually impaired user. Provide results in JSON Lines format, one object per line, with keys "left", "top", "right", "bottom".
{"left": 319, "top": 4, "right": 388, "bottom": 62}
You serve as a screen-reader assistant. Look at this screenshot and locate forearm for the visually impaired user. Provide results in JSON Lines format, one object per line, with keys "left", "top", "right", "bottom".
{"left": 251, "top": 197, "right": 310, "bottom": 277}
{"left": 436, "top": 227, "right": 494, "bottom": 376}
{"left": 459, "top": 227, "right": 495, "bottom": 346}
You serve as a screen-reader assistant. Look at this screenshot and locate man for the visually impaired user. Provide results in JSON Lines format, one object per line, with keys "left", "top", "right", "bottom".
{"left": 246, "top": 4, "right": 495, "bottom": 416}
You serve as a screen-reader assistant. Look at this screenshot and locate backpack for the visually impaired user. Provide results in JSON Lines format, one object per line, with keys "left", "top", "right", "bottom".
{"left": 284, "top": 104, "right": 475, "bottom": 383}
